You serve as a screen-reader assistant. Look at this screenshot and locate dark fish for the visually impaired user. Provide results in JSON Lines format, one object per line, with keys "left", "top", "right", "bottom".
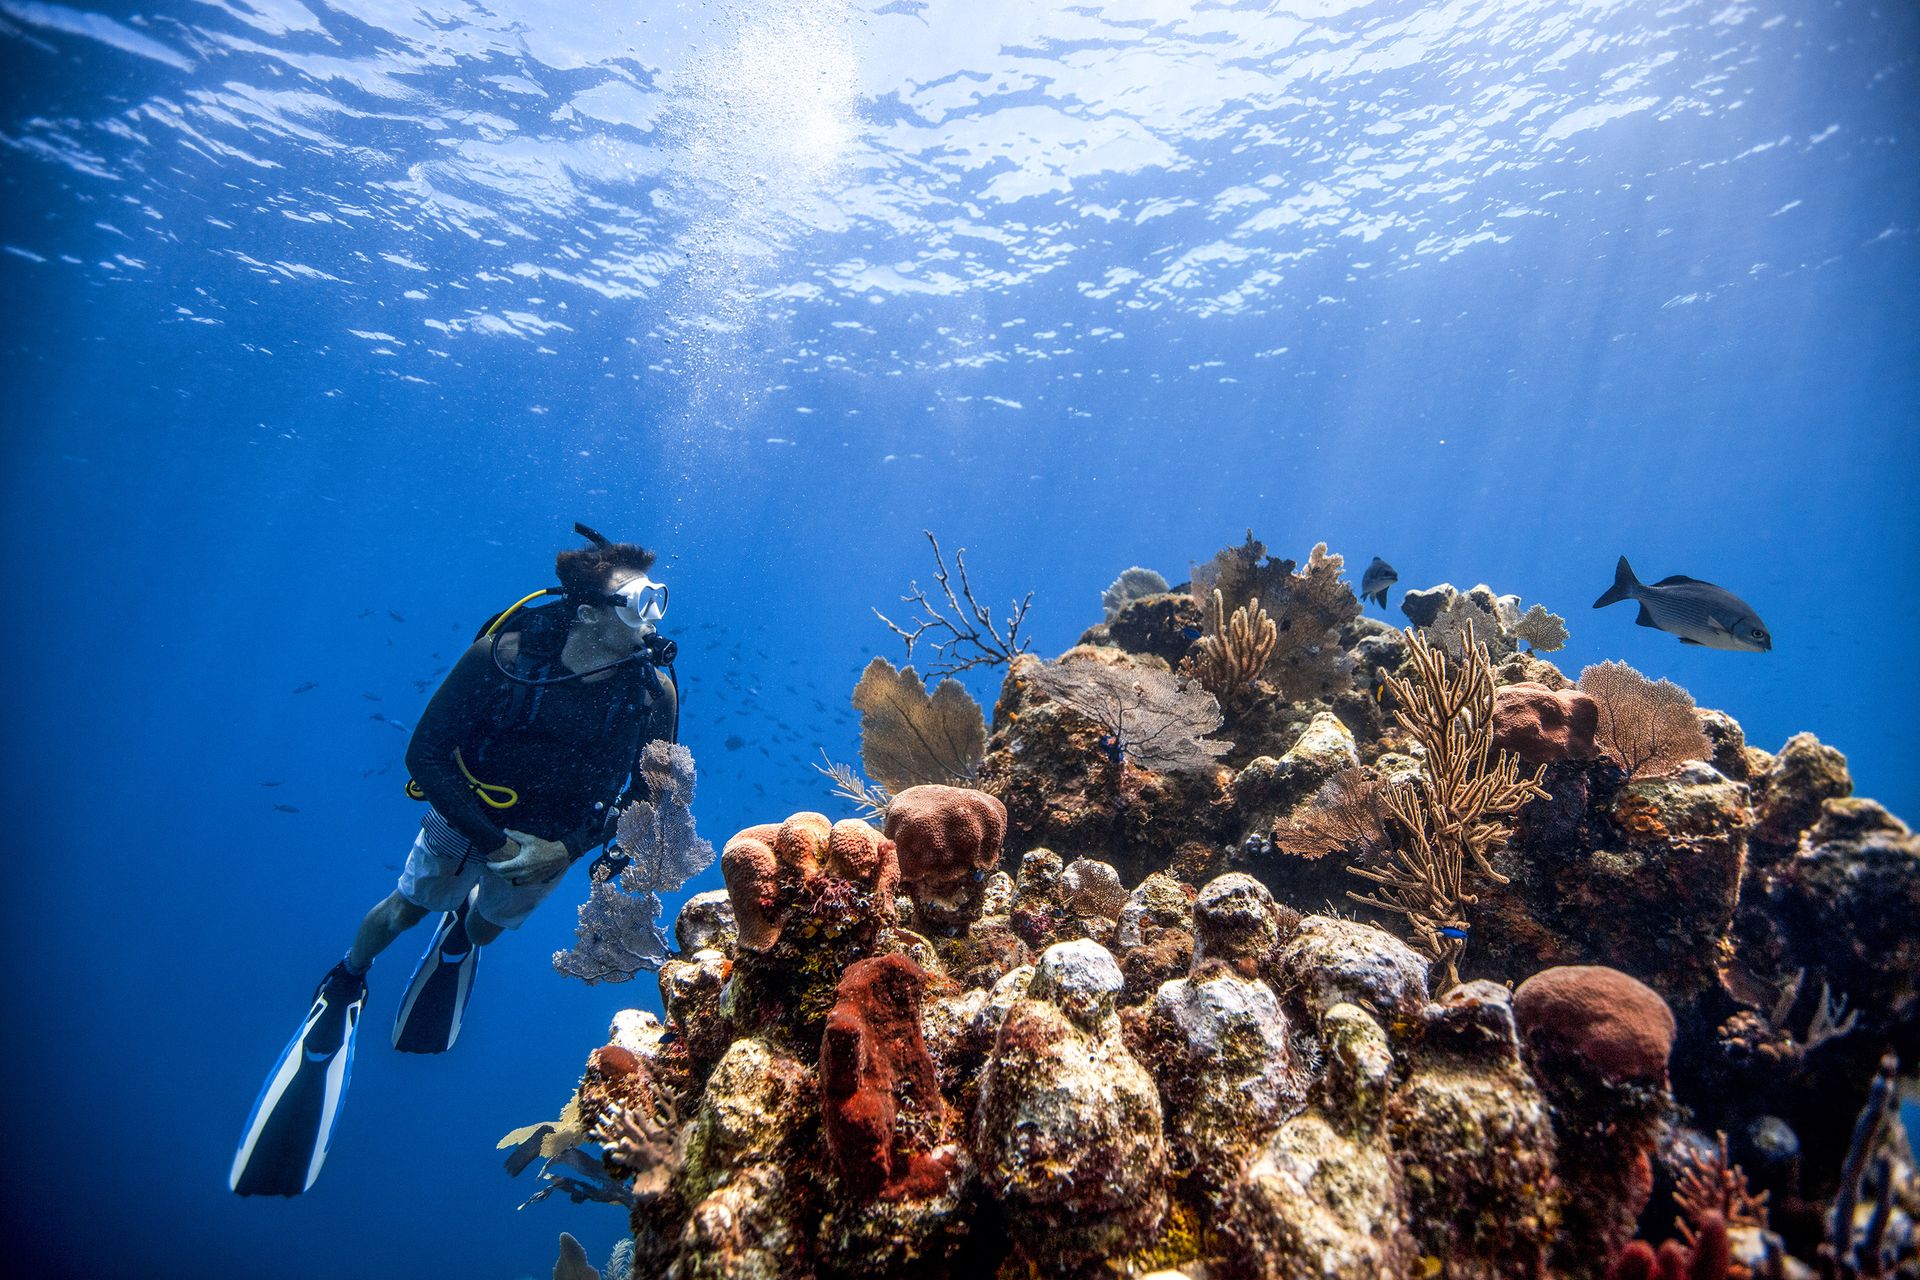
{"left": 370, "top": 711, "right": 386, "bottom": 721}
{"left": 356, "top": 609, "right": 375, "bottom": 619}
{"left": 725, "top": 735, "right": 745, "bottom": 751}
{"left": 1594, "top": 556, "right": 1771, "bottom": 651}
{"left": 1360, "top": 557, "right": 1398, "bottom": 610}
{"left": 388, "top": 610, "right": 406, "bottom": 623}
{"left": 292, "top": 681, "right": 319, "bottom": 694}
{"left": 261, "top": 780, "right": 284, "bottom": 788}
{"left": 362, "top": 692, "right": 382, "bottom": 702}
{"left": 1181, "top": 625, "right": 1203, "bottom": 641}
{"left": 273, "top": 803, "right": 300, "bottom": 814}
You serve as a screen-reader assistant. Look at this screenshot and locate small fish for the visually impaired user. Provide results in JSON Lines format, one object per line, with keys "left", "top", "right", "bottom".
{"left": 370, "top": 711, "right": 386, "bottom": 722}
{"left": 356, "top": 608, "right": 375, "bottom": 619}
{"left": 387, "top": 610, "right": 406, "bottom": 623}
{"left": 1181, "top": 625, "right": 1203, "bottom": 642}
{"left": 724, "top": 735, "right": 745, "bottom": 751}
{"left": 273, "top": 803, "right": 300, "bottom": 814}
{"left": 260, "top": 780, "right": 284, "bottom": 788}
{"left": 292, "top": 681, "right": 319, "bottom": 694}
{"left": 1594, "top": 556, "right": 1771, "bottom": 652}
{"left": 1437, "top": 925, "right": 1469, "bottom": 940}
{"left": 1360, "top": 557, "right": 1398, "bottom": 610}
{"left": 362, "top": 692, "right": 382, "bottom": 702}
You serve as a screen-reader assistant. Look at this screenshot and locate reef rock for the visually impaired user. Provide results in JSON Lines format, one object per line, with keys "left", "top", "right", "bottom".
{"left": 1115, "top": 872, "right": 1196, "bottom": 1005}
{"left": 1275, "top": 913, "right": 1431, "bottom": 1029}
{"left": 1147, "top": 967, "right": 1298, "bottom": 1197}
{"left": 1483, "top": 760, "right": 1748, "bottom": 1002}
{"left": 975, "top": 939, "right": 1168, "bottom": 1273}
{"left": 1770, "top": 799, "right": 1920, "bottom": 1055}
{"left": 670, "top": 1037, "right": 817, "bottom": 1280}
{"left": 979, "top": 650, "right": 1231, "bottom": 884}
{"left": 1389, "top": 981, "right": 1559, "bottom": 1279}
{"left": 1219, "top": 1002, "right": 1416, "bottom": 1280}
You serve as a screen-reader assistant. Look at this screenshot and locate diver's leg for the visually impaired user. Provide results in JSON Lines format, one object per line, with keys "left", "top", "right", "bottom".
{"left": 347, "top": 891, "right": 429, "bottom": 971}
{"left": 465, "top": 913, "right": 506, "bottom": 947}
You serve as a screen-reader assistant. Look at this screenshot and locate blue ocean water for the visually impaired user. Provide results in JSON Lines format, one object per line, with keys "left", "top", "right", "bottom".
{"left": 0, "top": 1, "right": 1914, "bottom": 1276}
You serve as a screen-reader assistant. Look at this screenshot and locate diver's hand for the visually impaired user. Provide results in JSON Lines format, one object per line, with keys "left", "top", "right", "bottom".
{"left": 491, "top": 829, "right": 570, "bottom": 887}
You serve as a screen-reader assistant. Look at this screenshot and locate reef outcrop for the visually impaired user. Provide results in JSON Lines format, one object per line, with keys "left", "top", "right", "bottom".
{"left": 536, "top": 536, "right": 1917, "bottom": 1280}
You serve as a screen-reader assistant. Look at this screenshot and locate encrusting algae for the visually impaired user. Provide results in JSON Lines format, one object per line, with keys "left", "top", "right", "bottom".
{"left": 512, "top": 534, "right": 1920, "bottom": 1280}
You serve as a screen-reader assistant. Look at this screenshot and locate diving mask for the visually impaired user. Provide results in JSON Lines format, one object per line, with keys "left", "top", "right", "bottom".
{"left": 609, "top": 574, "right": 668, "bottom": 631}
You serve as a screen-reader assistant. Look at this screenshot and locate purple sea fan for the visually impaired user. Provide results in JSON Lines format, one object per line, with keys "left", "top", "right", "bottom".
{"left": 554, "top": 740, "right": 715, "bottom": 984}
{"left": 618, "top": 741, "right": 713, "bottom": 895}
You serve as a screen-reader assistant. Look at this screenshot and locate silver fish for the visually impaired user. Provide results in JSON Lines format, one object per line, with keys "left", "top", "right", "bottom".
{"left": 1593, "top": 557, "right": 1771, "bottom": 651}
{"left": 1360, "top": 557, "right": 1398, "bottom": 609}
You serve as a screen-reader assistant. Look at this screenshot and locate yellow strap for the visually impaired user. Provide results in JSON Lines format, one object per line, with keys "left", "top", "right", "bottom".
{"left": 404, "top": 749, "right": 518, "bottom": 809}
{"left": 485, "top": 588, "right": 559, "bottom": 637}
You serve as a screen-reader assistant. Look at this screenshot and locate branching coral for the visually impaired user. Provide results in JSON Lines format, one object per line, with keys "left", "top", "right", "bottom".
{"left": 1346, "top": 622, "right": 1547, "bottom": 987}
{"left": 1671, "top": 1131, "right": 1769, "bottom": 1252}
{"left": 875, "top": 529, "right": 1032, "bottom": 677}
{"left": 851, "top": 656, "right": 987, "bottom": 792}
{"left": 1768, "top": 968, "right": 1859, "bottom": 1055}
{"left": 1188, "top": 588, "right": 1276, "bottom": 702}
{"left": 595, "top": 1095, "right": 681, "bottom": 1197}
{"left": 1579, "top": 660, "right": 1713, "bottom": 780}
{"left": 1190, "top": 536, "right": 1360, "bottom": 700}
{"left": 1027, "top": 656, "right": 1229, "bottom": 775}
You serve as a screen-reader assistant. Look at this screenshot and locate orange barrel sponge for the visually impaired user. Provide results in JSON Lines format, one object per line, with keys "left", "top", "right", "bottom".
{"left": 1512, "top": 964, "right": 1674, "bottom": 1089}
{"left": 884, "top": 784, "right": 1008, "bottom": 930}
{"left": 1492, "top": 682, "right": 1600, "bottom": 767}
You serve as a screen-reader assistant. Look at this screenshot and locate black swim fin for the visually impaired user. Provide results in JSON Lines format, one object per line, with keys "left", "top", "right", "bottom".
{"left": 230, "top": 961, "right": 367, "bottom": 1197}
{"left": 392, "top": 887, "right": 483, "bottom": 1054}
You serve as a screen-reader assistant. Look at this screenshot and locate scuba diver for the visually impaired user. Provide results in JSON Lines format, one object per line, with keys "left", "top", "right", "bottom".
{"left": 230, "top": 524, "right": 678, "bottom": 1197}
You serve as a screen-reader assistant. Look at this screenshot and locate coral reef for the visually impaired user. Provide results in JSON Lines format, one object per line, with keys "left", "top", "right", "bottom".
{"left": 530, "top": 535, "right": 1918, "bottom": 1280}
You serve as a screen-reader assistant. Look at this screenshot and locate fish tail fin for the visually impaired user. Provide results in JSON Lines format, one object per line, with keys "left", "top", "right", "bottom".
{"left": 1593, "top": 556, "right": 1639, "bottom": 609}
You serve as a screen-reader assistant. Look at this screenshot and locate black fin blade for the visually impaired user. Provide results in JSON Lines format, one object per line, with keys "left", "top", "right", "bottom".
{"left": 1635, "top": 603, "right": 1659, "bottom": 629}
{"left": 1653, "top": 574, "right": 1708, "bottom": 586}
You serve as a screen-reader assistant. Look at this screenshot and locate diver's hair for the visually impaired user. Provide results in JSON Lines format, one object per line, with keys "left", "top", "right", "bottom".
{"left": 556, "top": 524, "right": 656, "bottom": 604}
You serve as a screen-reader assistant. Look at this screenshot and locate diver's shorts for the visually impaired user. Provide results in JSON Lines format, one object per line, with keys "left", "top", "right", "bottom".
{"left": 396, "top": 810, "right": 567, "bottom": 930}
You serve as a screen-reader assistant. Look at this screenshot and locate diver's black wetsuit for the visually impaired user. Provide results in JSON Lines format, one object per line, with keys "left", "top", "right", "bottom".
{"left": 405, "top": 627, "right": 676, "bottom": 858}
